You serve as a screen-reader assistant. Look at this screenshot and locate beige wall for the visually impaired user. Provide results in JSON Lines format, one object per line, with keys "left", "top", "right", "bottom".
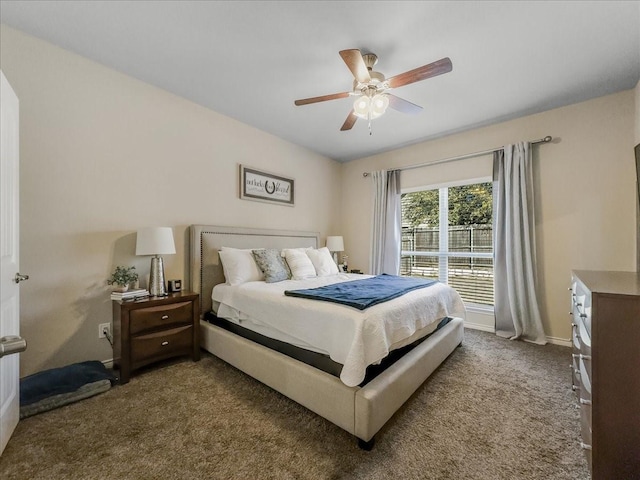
{"left": 1, "top": 26, "right": 342, "bottom": 376}
{"left": 340, "top": 90, "right": 637, "bottom": 343}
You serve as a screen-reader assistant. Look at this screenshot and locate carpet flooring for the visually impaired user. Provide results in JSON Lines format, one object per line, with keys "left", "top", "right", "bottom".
{"left": 0, "top": 329, "right": 589, "bottom": 479}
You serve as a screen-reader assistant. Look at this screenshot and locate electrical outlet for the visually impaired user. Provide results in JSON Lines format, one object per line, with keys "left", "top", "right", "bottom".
{"left": 98, "top": 323, "right": 111, "bottom": 339}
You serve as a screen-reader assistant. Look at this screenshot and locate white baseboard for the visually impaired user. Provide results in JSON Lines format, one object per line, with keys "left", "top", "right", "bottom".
{"left": 463, "top": 322, "right": 572, "bottom": 348}
{"left": 546, "top": 336, "right": 571, "bottom": 348}
{"left": 101, "top": 359, "right": 114, "bottom": 369}
{"left": 464, "top": 321, "right": 495, "bottom": 333}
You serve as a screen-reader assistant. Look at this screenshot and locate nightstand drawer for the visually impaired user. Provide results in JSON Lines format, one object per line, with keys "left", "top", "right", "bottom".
{"left": 131, "top": 324, "right": 193, "bottom": 366}
{"left": 130, "top": 301, "right": 192, "bottom": 334}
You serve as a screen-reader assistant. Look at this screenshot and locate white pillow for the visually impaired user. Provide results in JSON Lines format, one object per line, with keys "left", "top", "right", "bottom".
{"left": 306, "top": 247, "right": 339, "bottom": 276}
{"left": 219, "top": 247, "right": 264, "bottom": 285}
{"left": 283, "top": 248, "right": 317, "bottom": 280}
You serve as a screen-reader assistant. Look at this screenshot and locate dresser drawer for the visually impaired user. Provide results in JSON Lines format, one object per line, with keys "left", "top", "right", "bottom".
{"left": 571, "top": 353, "right": 581, "bottom": 394}
{"left": 131, "top": 324, "right": 193, "bottom": 367}
{"left": 571, "top": 321, "right": 580, "bottom": 350}
{"left": 130, "top": 301, "right": 192, "bottom": 334}
{"left": 577, "top": 323, "right": 591, "bottom": 356}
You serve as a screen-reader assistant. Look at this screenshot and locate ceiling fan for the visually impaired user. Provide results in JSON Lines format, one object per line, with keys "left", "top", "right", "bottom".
{"left": 294, "top": 49, "right": 453, "bottom": 133}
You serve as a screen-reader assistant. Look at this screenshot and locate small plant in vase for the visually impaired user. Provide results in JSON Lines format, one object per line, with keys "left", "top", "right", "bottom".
{"left": 107, "top": 266, "right": 138, "bottom": 292}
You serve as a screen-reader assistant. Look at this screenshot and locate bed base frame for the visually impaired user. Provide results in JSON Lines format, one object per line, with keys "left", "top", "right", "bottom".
{"left": 200, "top": 318, "right": 463, "bottom": 446}
{"left": 190, "top": 225, "right": 464, "bottom": 447}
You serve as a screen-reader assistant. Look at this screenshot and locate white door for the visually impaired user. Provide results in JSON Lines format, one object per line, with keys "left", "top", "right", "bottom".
{"left": 0, "top": 70, "right": 27, "bottom": 456}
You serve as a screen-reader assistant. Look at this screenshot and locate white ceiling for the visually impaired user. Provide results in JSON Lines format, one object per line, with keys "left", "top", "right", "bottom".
{"left": 1, "top": 1, "right": 639, "bottom": 162}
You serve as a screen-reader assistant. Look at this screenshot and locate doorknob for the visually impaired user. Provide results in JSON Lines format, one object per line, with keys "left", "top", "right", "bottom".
{"left": 14, "top": 273, "right": 29, "bottom": 283}
{"left": 0, "top": 335, "right": 27, "bottom": 358}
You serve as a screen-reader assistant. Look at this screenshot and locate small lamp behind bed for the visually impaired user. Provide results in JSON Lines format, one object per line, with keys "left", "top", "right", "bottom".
{"left": 136, "top": 227, "right": 176, "bottom": 297}
{"left": 326, "top": 236, "right": 344, "bottom": 265}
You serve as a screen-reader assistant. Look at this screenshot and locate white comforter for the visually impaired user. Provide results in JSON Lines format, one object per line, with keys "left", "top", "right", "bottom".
{"left": 212, "top": 273, "right": 466, "bottom": 387}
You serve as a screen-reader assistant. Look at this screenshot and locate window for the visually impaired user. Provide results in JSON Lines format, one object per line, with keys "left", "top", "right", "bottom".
{"left": 400, "top": 181, "right": 494, "bottom": 307}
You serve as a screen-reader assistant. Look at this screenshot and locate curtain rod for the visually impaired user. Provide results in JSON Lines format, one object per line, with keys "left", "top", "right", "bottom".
{"left": 362, "top": 135, "right": 553, "bottom": 177}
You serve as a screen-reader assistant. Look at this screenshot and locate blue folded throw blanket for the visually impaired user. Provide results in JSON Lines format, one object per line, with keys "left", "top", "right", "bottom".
{"left": 284, "top": 274, "right": 438, "bottom": 310}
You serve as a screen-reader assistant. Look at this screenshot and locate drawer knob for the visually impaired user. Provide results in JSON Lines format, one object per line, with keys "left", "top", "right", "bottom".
{"left": 161, "top": 341, "right": 169, "bottom": 346}
{"left": 579, "top": 398, "right": 592, "bottom": 406}
{"left": 571, "top": 385, "right": 578, "bottom": 391}
{"left": 580, "top": 441, "right": 592, "bottom": 451}
{"left": 580, "top": 354, "right": 591, "bottom": 361}
{"left": 161, "top": 315, "right": 169, "bottom": 320}
{"left": 579, "top": 313, "right": 587, "bottom": 319}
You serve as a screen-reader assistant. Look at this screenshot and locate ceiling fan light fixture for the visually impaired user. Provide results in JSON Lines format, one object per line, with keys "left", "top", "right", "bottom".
{"left": 353, "top": 96, "right": 371, "bottom": 118}
{"left": 371, "top": 93, "right": 389, "bottom": 116}
{"left": 353, "top": 93, "right": 388, "bottom": 119}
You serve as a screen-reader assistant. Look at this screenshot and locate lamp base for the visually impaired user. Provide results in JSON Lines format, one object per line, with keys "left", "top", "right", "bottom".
{"left": 149, "top": 256, "right": 167, "bottom": 296}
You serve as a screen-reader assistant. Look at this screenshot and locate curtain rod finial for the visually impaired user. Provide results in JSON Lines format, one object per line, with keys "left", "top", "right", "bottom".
{"left": 543, "top": 136, "right": 552, "bottom": 143}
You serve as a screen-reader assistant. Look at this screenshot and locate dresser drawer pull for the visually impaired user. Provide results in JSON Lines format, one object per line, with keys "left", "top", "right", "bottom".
{"left": 579, "top": 354, "right": 591, "bottom": 361}
{"left": 580, "top": 441, "right": 592, "bottom": 451}
{"left": 579, "top": 398, "right": 592, "bottom": 406}
{"left": 161, "top": 315, "right": 169, "bottom": 320}
{"left": 571, "top": 385, "right": 578, "bottom": 391}
{"left": 161, "top": 341, "right": 169, "bottom": 346}
{"left": 579, "top": 313, "right": 587, "bottom": 319}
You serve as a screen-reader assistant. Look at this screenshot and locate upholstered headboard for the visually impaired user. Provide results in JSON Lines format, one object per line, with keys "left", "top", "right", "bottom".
{"left": 189, "top": 225, "right": 319, "bottom": 318}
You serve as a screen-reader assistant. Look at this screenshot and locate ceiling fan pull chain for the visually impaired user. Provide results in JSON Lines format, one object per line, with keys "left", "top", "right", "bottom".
{"left": 368, "top": 111, "right": 372, "bottom": 135}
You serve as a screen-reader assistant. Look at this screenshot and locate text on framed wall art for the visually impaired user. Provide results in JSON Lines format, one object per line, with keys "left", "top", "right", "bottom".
{"left": 239, "top": 165, "right": 295, "bottom": 206}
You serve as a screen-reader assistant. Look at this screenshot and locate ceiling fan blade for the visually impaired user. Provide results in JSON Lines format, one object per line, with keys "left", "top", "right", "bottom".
{"left": 340, "top": 111, "right": 358, "bottom": 131}
{"left": 294, "top": 92, "right": 350, "bottom": 106}
{"left": 339, "top": 49, "right": 371, "bottom": 84}
{"left": 387, "top": 94, "right": 423, "bottom": 115}
{"left": 386, "top": 57, "right": 453, "bottom": 89}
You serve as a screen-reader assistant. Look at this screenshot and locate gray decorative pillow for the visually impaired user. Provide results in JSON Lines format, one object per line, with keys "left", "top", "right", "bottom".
{"left": 252, "top": 249, "right": 291, "bottom": 283}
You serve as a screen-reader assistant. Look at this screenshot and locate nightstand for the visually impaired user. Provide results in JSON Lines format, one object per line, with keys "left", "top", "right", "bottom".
{"left": 112, "top": 291, "right": 200, "bottom": 384}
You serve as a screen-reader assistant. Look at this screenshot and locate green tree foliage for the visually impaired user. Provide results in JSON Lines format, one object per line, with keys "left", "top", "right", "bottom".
{"left": 402, "top": 182, "right": 492, "bottom": 227}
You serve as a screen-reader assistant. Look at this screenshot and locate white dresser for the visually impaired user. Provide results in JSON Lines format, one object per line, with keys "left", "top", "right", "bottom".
{"left": 570, "top": 270, "right": 640, "bottom": 480}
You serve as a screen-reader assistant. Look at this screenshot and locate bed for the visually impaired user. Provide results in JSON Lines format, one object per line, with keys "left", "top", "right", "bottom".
{"left": 190, "top": 225, "right": 465, "bottom": 449}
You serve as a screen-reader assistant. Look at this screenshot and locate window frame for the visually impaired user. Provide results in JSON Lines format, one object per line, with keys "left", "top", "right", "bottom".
{"left": 401, "top": 176, "right": 494, "bottom": 311}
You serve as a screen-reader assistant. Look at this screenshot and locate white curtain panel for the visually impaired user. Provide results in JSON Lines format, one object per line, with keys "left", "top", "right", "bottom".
{"left": 370, "top": 170, "right": 401, "bottom": 275}
{"left": 493, "top": 143, "right": 547, "bottom": 344}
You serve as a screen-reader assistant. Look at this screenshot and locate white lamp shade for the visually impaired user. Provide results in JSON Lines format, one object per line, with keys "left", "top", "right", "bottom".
{"left": 136, "top": 227, "right": 176, "bottom": 256}
{"left": 326, "top": 236, "right": 344, "bottom": 252}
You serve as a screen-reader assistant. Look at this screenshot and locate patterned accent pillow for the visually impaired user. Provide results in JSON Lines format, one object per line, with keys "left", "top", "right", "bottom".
{"left": 283, "top": 248, "right": 317, "bottom": 280}
{"left": 252, "top": 249, "right": 291, "bottom": 283}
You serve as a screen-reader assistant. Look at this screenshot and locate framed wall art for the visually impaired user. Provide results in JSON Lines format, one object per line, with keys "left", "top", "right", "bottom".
{"left": 239, "top": 165, "right": 295, "bottom": 206}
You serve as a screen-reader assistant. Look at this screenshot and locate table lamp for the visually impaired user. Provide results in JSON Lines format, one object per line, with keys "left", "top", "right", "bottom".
{"left": 135, "top": 227, "right": 176, "bottom": 296}
{"left": 326, "top": 236, "right": 344, "bottom": 265}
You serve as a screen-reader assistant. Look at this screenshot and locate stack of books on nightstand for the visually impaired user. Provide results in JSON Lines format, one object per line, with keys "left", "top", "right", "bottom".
{"left": 110, "top": 288, "right": 150, "bottom": 301}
